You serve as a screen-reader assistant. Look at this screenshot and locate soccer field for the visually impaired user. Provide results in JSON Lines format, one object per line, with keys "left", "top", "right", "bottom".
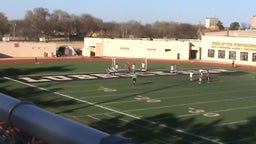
{"left": 0, "top": 59, "right": 256, "bottom": 144}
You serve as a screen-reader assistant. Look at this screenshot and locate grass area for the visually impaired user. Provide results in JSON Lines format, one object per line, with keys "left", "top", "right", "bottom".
{"left": 0, "top": 60, "right": 256, "bottom": 144}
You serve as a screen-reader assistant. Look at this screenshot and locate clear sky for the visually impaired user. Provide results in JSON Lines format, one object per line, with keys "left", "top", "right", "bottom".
{"left": 1, "top": 0, "right": 256, "bottom": 27}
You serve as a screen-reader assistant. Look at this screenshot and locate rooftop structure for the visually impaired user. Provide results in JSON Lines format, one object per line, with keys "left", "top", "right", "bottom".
{"left": 250, "top": 15, "right": 256, "bottom": 29}
{"left": 205, "top": 17, "right": 219, "bottom": 30}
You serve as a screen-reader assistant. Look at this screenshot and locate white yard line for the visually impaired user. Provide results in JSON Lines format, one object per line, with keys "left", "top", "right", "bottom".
{"left": 4, "top": 76, "right": 139, "bottom": 119}
{"left": 190, "top": 120, "right": 249, "bottom": 131}
{"left": 87, "top": 115, "right": 101, "bottom": 121}
{"left": 89, "top": 95, "right": 256, "bottom": 115}
{"left": 225, "top": 137, "right": 255, "bottom": 144}
{"left": 4, "top": 76, "right": 224, "bottom": 144}
{"left": 178, "top": 105, "right": 256, "bottom": 118}
{"left": 92, "top": 113, "right": 174, "bottom": 144}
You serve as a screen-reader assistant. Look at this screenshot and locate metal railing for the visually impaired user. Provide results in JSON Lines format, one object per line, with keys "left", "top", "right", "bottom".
{"left": 0, "top": 93, "right": 134, "bottom": 144}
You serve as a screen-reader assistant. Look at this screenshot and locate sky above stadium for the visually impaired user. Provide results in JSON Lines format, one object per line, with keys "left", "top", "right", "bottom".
{"left": 1, "top": 0, "right": 256, "bottom": 27}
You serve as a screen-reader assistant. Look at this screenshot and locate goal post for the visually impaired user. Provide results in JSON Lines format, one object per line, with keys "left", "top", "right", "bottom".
{"left": 112, "top": 57, "right": 116, "bottom": 67}
{"left": 110, "top": 57, "right": 148, "bottom": 72}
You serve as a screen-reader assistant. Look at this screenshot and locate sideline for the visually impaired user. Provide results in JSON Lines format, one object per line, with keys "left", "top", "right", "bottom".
{"left": 4, "top": 76, "right": 224, "bottom": 144}
{"left": 1, "top": 57, "right": 256, "bottom": 70}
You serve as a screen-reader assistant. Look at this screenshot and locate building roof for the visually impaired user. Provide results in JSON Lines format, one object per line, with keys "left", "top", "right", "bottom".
{"left": 204, "top": 30, "right": 256, "bottom": 38}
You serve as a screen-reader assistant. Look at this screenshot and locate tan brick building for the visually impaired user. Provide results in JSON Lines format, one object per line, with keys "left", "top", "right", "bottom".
{"left": 250, "top": 15, "right": 256, "bottom": 29}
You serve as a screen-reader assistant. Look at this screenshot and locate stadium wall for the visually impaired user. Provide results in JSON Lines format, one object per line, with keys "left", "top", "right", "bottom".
{"left": 83, "top": 38, "right": 193, "bottom": 60}
{"left": 0, "top": 42, "right": 57, "bottom": 58}
{"left": 201, "top": 36, "right": 256, "bottom": 66}
{"left": 83, "top": 36, "right": 256, "bottom": 66}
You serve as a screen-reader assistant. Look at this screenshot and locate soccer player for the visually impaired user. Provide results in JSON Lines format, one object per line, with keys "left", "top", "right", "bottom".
{"left": 141, "top": 62, "right": 145, "bottom": 71}
{"left": 232, "top": 59, "right": 235, "bottom": 68}
{"left": 170, "top": 64, "right": 174, "bottom": 73}
{"left": 132, "top": 72, "right": 137, "bottom": 86}
{"left": 189, "top": 71, "right": 193, "bottom": 81}
{"left": 206, "top": 70, "right": 211, "bottom": 83}
{"left": 115, "top": 63, "right": 119, "bottom": 72}
{"left": 127, "top": 62, "right": 131, "bottom": 73}
{"left": 198, "top": 70, "right": 203, "bottom": 84}
{"left": 132, "top": 63, "right": 136, "bottom": 73}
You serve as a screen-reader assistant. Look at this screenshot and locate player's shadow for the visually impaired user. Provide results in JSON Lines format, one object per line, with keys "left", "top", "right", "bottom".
{"left": 137, "top": 81, "right": 153, "bottom": 86}
{"left": 219, "top": 70, "right": 247, "bottom": 76}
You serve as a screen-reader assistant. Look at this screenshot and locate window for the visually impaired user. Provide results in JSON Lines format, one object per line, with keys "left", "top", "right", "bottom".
{"left": 229, "top": 51, "right": 236, "bottom": 60}
{"left": 165, "top": 49, "right": 171, "bottom": 52}
{"left": 252, "top": 53, "right": 256, "bottom": 62}
{"left": 14, "top": 43, "right": 19, "bottom": 47}
{"left": 218, "top": 50, "right": 225, "bottom": 59}
{"left": 208, "top": 49, "right": 215, "bottom": 58}
{"left": 240, "top": 52, "right": 248, "bottom": 61}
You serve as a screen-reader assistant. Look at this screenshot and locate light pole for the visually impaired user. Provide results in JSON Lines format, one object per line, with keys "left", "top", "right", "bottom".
{"left": 13, "top": 23, "right": 16, "bottom": 38}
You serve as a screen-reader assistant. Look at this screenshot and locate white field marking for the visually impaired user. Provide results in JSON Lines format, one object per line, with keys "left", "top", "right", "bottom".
{"left": 5, "top": 76, "right": 223, "bottom": 144}
{"left": 91, "top": 113, "right": 169, "bottom": 144}
{"left": 225, "top": 137, "right": 255, "bottom": 144}
{"left": 82, "top": 87, "right": 254, "bottom": 104}
{"left": 190, "top": 120, "right": 249, "bottom": 131}
{"left": 73, "top": 115, "right": 87, "bottom": 118}
{"left": 17, "top": 71, "right": 104, "bottom": 77}
{"left": 83, "top": 89, "right": 243, "bottom": 105}
{"left": 4, "top": 76, "right": 140, "bottom": 119}
{"left": 103, "top": 113, "right": 182, "bottom": 144}
{"left": 90, "top": 95, "right": 256, "bottom": 117}
{"left": 87, "top": 115, "right": 101, "bottom": 121}
{"left": 122, "top": 95, "right": 256, "bottom": 113}
{"left": 214, "top": 120, "right": 248, "bottom": 126}
{"left": 178, "top": 105, "right": 256, "bottom": 118}
{"left": 104, "top": 113, "right": 130, "bottom": 123}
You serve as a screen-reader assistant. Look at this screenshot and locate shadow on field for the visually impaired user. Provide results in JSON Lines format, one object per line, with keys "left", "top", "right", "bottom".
{"left": 0, "top": 86, "right": 255, "bottom": 143}
{"left": 89, "top": 113, "right": 256, "bottom": 144}
{"left": 0, "top": 65, "right": 74, "bottom": 77}
{"left": 0, "top": 64, "right": 255, "bottom": 144}
{"left": 55, "top": 80, "right": 192, "bottom": 114}
{"left": 219, "top": 70, "right": 248, "bottom": 76}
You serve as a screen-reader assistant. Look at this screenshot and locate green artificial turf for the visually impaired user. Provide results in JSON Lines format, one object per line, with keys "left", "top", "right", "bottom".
{"left": 0, "top": 60, "right": 255, "bottom": 144}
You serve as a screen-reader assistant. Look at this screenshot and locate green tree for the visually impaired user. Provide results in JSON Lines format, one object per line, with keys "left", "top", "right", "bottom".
{"left": 217, "top": 20, "right": 224, "bottom": 30}
{"left": 229, "top": 22, "right": 240, "bottom": 30}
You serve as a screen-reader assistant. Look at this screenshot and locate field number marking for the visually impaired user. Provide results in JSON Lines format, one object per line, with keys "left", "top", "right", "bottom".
{"left": 135, "top": 95, "right": 161, "bottom": 103}
{"left": 98, "top": 86, "right": 117, "bottom": 92}
{"left": 188, "top": 108, "right": 220, "bottom": 118}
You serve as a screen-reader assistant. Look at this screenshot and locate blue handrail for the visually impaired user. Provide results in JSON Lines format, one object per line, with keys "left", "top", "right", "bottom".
{"left": 0, "top": 93, "right": 134, "bottom": 144}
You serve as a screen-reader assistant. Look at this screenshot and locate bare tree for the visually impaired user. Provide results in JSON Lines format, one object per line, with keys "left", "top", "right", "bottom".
{"left": 79, "top": 14, "right": 103, "bottom": 37}
{"left": 149, "top": 21, "right": 198, "bottom": 39}
{"left": 126, "top": 20, "right": 148, "bottom": 38}
{"left": 24, "top": 7, "right": 51, "bottom": 40}
{"left": 150, "top": 21, "right": 169, "bottom": 38}
{"left": 174, "top": 23, "right": 198, "bottom": 39}
{"left": 9, "top": 20, "right": 31, "bottom": 41}
{"left": 2, "top": 8, "right": 203, "bottom": 40}
{"left": 49, "top": 10, "right": 74, "bottom": 40}
{"left": 0, "top": 12, "right": 9, "bottom": 37}
{"left": 240, "top": 22, "right": 249, "bottom": 30}
{"left": 101, "top": 22, "right": 120, "bottom": 38}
